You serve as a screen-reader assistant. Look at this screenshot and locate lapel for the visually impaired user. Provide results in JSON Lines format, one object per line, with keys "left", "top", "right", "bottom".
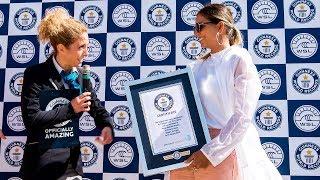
{"left": 45, "top": 55, "right": 65, "bottom": 90}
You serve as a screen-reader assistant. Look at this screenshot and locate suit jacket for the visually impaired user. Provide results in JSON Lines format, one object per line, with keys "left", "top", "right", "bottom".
{"left": 20, "top": 55, "right": 113, "bottom": 180}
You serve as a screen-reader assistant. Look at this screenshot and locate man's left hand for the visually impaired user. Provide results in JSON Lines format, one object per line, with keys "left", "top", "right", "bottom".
{"left": 95, "top": 127, "right": 113, "bottom": 145}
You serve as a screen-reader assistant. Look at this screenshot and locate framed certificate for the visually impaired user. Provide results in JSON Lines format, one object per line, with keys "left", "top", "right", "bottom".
{"left": 125, "top": 68, "right": 211, "bottom": 176}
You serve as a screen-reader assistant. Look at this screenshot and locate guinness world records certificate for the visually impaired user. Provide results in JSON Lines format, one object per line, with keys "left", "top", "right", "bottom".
{"left": 125, "top": 68, "right": 210, "bottom": 176}
{"left": 139, "top": 83, "right": 198, "bottom": 156}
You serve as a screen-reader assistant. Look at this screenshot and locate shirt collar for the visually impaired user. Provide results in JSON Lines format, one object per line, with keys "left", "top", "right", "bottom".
{"left": 52, "top": 55, "right": 77, "bottom": 74}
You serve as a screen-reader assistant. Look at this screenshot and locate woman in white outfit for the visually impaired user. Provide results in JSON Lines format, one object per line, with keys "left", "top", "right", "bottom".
{"left": 168, "top": 4, "right": 282, "bottom": 180}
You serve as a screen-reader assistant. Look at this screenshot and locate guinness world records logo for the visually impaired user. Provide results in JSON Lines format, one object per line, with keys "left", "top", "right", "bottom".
{"left": 222, "top": 1, "right": 242, "bottom": 23}
{"left": 112, "top": 4, "right": 137, "bottom": 28}
{"left": 182, "top": 35, "right": 206, "bottom": 60}
{"left": 9, "top": 72, "right": 24, "bottom": 97}
{"left": 7, "top": 106, "right": 25, "bottom": 132}
{"left": 292, "top": 68, "right": 319, "bottom": 94}
{"left": 251, "top": 0, "right": 278, "bottom": 24}
{"left": 80, "top": 141, "right": 98, "bottom": 167}
{"left": 294, "top": 105, "right": 320, "bottom": 132}
{"left": 147, "top": 3, "right": 171, "bottom": 27}
{"left": 80, "top": 5, "right": 103, "bottom": 29}
{"left": 108, "top": 141, "right": 134, "bottom": 168}
{"left": 290, "top": 33, "right": 318, "bottom": 59}
{"left": 112, "top": 37, "right": 136, "bottom": 62}
{"left": 262, "top": 142, "right": 284, "bottom": 168}
{"left": 253, "top": 34, "right": 280, "bottom": 59}
{"left": 295, "top": 142, "right": 320, "bottom": 170}
{"left": 255, "top": 104, "right": 281, "bottom": 131}
{"left": 289, "top": 0, "right": 316, "bottom": 23}
{"left": 14, "top": 7, "right": 37, "bottom": 31}
{"left": 5, "top": 141, "right": 25, "bottom": 167}
{"left": 154, "top": 93, "right": 174, "bottom": 112}
{"left": 111, "top": 105, "right": 131, "bottom": 131}
{"left": 181, "top": 2, "right": 203, "bottom": 26}
{"left": 258, "top": 69, "right": 281, "bottom": 95}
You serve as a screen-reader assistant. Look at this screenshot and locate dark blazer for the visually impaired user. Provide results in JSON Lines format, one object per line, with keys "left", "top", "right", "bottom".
{"left": 20, "top": 55, "right": 113, "bottom": 180}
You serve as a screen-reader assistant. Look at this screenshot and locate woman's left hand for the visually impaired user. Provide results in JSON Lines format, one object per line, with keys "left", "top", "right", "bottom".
{"left": 185, "top": 150, "right": 211, "bottom": 170}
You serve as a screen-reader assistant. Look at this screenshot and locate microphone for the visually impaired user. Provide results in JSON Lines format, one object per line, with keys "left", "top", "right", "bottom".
{"left": 82, "top": 65, "right": 92, "bottom": 92}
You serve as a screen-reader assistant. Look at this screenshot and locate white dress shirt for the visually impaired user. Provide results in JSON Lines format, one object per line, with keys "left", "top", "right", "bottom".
{"left": 188, "top": 46, "right": 282, "bottom": 180}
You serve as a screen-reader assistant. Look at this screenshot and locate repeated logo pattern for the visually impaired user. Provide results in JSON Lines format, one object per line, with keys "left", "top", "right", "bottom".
{"left": 0, "top": 0, "right": 319, "bottom": 179}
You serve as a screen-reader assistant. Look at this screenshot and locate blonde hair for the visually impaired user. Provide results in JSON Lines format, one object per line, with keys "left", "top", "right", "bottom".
{"left": 38, "top": 8, "right": 87, "bottom": 52}
{"left": 198, "top": 3, "right": 243, "bottom": 60}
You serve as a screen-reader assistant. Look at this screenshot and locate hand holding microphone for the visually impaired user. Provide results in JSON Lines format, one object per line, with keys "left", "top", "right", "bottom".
{"left": 71, "top": 92, "right": 91, "bottom": 113}
{"left": 71, "top": 65, "right": 92, "bottom": 113}
{"left": 82, "top": 65, "right": 113, "bottom": 145}
{"left": 82, "top": 64, "right": 92, "bottom": 93}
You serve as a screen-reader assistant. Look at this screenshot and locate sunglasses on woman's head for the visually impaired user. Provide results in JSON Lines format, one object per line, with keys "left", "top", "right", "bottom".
{"left": 194, "top": 22, "right": 215, "bottom": 33}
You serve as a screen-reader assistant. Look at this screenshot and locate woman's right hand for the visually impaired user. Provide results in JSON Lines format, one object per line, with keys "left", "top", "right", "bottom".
{"left": 71, "top": 92, "right": 92, "bottom": 113}
{"left": 185, "top": 150, "right": 211, "bottom": 170}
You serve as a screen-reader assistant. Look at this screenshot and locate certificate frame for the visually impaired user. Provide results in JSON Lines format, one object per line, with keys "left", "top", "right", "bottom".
{"left": 125, "top": 68, "right": 211, "bottom": 176}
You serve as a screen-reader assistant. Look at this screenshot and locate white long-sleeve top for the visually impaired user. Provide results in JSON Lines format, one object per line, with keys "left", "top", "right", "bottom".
{"left": 188, "top": 46, "right": 282, "bottom": 180}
